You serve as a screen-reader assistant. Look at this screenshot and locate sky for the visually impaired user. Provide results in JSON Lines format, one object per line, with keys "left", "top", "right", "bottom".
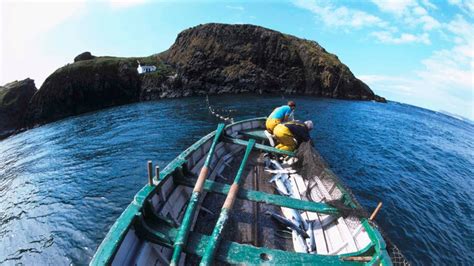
{"left": 1, "top": 0, "right": 473, "bottom": 120}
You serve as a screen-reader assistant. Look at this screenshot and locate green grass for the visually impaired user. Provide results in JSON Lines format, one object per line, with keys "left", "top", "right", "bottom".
{"left": 55, "top": 54, "right": 175, "bottom": 77}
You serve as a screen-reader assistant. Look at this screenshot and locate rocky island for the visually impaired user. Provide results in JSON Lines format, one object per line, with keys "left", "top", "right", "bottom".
{"left": 0, "top": 79, "right": 38, "bottom": 139}
{"left": 1, "top": 23, "right": 385, "bottom": 139}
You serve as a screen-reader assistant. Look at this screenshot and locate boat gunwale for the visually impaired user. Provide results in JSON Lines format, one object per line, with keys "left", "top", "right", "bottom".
{"left": 90, "top": 124, "right": 219, "bottom": 265}
{"left": 90, "top": 117, "right": 391, "bottom": 265}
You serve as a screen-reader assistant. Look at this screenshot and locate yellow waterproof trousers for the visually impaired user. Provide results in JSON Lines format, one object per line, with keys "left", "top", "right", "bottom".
{"left": 266, "top": 118, "right": 281, "bottom": 134}
{"left": 273, "top": 124, "right": 297, "bottom": 152}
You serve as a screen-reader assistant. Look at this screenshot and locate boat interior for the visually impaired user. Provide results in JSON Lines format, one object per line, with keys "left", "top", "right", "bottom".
{"left": 94, "top": 118, "right": 389, "bottom": 265}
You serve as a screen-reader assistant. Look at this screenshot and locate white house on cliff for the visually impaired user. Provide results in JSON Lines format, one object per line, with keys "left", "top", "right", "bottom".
{"left": 137, "top": 61, "right": 157, "bottom": 74}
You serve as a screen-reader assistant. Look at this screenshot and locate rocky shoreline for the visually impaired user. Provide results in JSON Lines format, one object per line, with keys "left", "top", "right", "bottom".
{"left": 0, "top": 23, "right": 385, "bottom": 140}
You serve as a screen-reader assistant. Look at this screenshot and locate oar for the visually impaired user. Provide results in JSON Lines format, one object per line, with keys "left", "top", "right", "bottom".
{"left": 200, "top": 139, "right": 256, "bottom": 265}
{"left": 369, "top": 202, "right": 383, "bottom": 221}
{"left": 170, "top": 123, "right": 225, "bottom": 266}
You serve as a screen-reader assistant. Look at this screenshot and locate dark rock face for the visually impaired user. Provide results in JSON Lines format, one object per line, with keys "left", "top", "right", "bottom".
{"left": 147, "top": 23, "right": 381, "bottom": 100}
{"left": 74, "top": 51, "right": 96, "bottom": 62}
{"left": 24, "top": 58, "right": 140, "bottom": 127}
{"left": 374, "top": 95, "right": 387, "bottom": 103}
{"left": 0, "top": 78, "right": 37, "bottom": 138}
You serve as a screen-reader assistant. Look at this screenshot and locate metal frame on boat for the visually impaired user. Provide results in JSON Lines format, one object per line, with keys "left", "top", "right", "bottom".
{"left": 91, "top": 118, "right": 392, "bottom": 265}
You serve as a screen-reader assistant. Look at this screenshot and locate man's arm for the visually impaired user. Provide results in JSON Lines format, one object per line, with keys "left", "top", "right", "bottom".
{"left": 282, "top": 106, "right": 293, "bottom": 121}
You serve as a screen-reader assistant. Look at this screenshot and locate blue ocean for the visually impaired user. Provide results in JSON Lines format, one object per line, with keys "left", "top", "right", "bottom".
{"left": 0, "top": 95, "right": 473, "bottom": 265}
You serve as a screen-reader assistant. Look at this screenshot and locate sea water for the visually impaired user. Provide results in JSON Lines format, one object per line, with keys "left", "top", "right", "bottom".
{"left": 0, "top": 95, "right": 472, "bottom": 265}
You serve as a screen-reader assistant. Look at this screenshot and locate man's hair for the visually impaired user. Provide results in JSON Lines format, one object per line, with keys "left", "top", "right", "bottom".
{"left": 288, "top": 100, "right": 296, "bottom": 107}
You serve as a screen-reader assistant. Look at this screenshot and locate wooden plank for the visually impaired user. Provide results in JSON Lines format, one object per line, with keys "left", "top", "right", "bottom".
{"left": 311, "top": 175, "right": 359, "bottom": 255}
{"left": 174, "top": 177, "right": 339, "bottom": 214}
{"left": 311, "top": 175, "right": 359, "bottom": 254}
{"left": 293, "top": 173, "right": 359, "bottom": 255}
{"left": 150, "top": 244, "right": 171, "bottom": 265}
{"left": 312, "top": 218, "right": 329, "bottom": 254}
{"left": 239, "top": 129, "right": 269, "bottom": 141}
{"left": 352, "top": 222, "right": 372, "bottom": 250}
{"left": 135, "top": 243, "right": 161, "bottom": 266}
{"left": 335, "top": 217, "right": 359, "bottom": 253}
{"left": 309, "top": 175, "right": 344, "bottom": 254}
{"left": 111, "top": 229, "right": 141, "bottom": 266}
{"left": 325, "top": 222, "right": 347, "bottom": 254}
{"left": 200, "top": 139, "right": 256, "bottom": 264}
{"left": 135, "top": 216, "right": 371, "bottom": 265}
{"left": 163, "top": 186, "right": 188, "bottom": 222}
{"left": 296, "top": 182, "right": 328, "bottom": 254}
{"left": 223, "top": 137, "right": 295, "bottom": 157}
{"left": 286, "top": 174, "right": 328, "bottom": 255}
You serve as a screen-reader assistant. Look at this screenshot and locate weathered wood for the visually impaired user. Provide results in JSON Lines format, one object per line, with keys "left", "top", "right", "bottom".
{"left": 155, "top": 166, "right": 160, "bottom": 184}
{"left": 147, "top": 161, "right": 153, "bottom": 185}
{"left": 171, "top": 123, "right": 225, "bottom": 265}
{"left": 194, "top": 167, "right": 209, "bottom": 192}
{"left": 174, "top": 177, "right": 339, "bottom": 214}
{"left": 341, "top": 256, "right": 373, "bottom": 262}
{"left": 136, "top": 214, "right": 370, "bottom": 265}
{"left": 287, "top": 174, "right": 329, "bottom": 254}
{"left": 92, "top": 118, "right": 392, "bottom": 266}
{"left": 200, "top": 139, "right": 255, "bottom": 265}
{"left": 369, "top": 202, "right": 383, "bottom": 221}
{"left": 252, "top": 165, "right": 259, "bottom": 247}
{"left": 223, "top": 136, "right": 295, "bottom": 157}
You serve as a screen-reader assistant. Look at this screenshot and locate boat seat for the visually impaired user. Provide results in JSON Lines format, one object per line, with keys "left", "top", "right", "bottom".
{"left": 239, "top": 129, "right": 268, "bottom": 142}
{"left": 133, "top": 212, "right": 364, "bottom": 265}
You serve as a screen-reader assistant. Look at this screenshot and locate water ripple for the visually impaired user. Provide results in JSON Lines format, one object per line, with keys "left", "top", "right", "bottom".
{"left": 0, "top": 96, "right": 473, "bottom": 265}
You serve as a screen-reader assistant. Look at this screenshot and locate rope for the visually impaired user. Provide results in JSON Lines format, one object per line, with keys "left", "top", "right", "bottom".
{"left": 206, "top": 95, "right": 235, "bottom": 123}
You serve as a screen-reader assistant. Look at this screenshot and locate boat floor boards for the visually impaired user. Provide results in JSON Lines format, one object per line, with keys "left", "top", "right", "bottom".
{"left": 185, "top": 152, "right": 294, "bottom": 264}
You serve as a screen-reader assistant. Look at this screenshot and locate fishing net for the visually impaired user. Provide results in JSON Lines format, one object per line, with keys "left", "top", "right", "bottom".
{"left": 293, "top": 141, "right": 410, "bottom": 265}
{"left": 206, "top": 95, "right": 235, "bottom": 123}
{"left": 369, "top": 221, "right": 411, "bottom": 266}
{"left": 293, "top": 142, "right": 367, "bottom": 218}
{"left": 293, "top": 141, "right": 327, "bottom": 181}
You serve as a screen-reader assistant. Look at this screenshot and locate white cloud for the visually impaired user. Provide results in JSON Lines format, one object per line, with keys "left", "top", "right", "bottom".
{"left": 359, "top": 75, "right": 417, "bottom": 95}
{"left": 420, "top": 0, "right": 437, "bottom": 10}
{"left": 294, "top": 0, "right": 438, "bottom": 45}
{"left": 294, "top": 0, "right": 471, "bottom": 118}
{"left": 371, "top": 0, "right": 440, "bottom": 32}
{"left": 448, "top": 0, "right": 474, "bottom": 15}
{"left": 401, "top": 14, "right": 440, "bottom": 31}
{"left": 445, "top": 14, "right": 473, "bottom": 44}
{"left": 364, "top": 8, "right": 473, "bottom": 119}
{"left": 371, "top": 31, "right": 431, "bottom": 44}
{"left": 418, "top": 49, "right": 472, "bottom": 91}
{"left": 293, "top": 0, "right": 386, "bottom": 29}
{"left": 361, "top": 16, "right": 474, "bottom": 120}
{"left": 418, "top": 15, "right": 474, "bottom": 92}
{"left": 413, "top": 6, "right": 427, "bottom": 15}
{"left": 108, "top": 0, "right": 149, "bottom": 9}
{"left": 371, "top": 0, "right": 416, "bottom": 16}
{"left": 419, "top": 15, "right": 440, "bottom": 31}
{"left": 225, "top": 5, "right": 244, "bottom": 11}
{"left": 1, "top": 0, "right": 87, "bottom": 87}
{"left": 360, "top": 70, "right": 473, "bottom": 120}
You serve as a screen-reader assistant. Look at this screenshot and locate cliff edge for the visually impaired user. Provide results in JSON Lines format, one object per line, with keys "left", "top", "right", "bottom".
{"left": 6, "top": 23, "right": 386, "bottom": 132}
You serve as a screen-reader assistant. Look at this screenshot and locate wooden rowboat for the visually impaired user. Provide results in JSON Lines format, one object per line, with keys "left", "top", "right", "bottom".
{"left": 91, "top": 118, "right": 392, "bottom": 265}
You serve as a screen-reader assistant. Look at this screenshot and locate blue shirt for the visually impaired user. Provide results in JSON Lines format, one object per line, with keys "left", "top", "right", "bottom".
{"left": 269, "top": 105, "right": 293, "bottom": 119}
